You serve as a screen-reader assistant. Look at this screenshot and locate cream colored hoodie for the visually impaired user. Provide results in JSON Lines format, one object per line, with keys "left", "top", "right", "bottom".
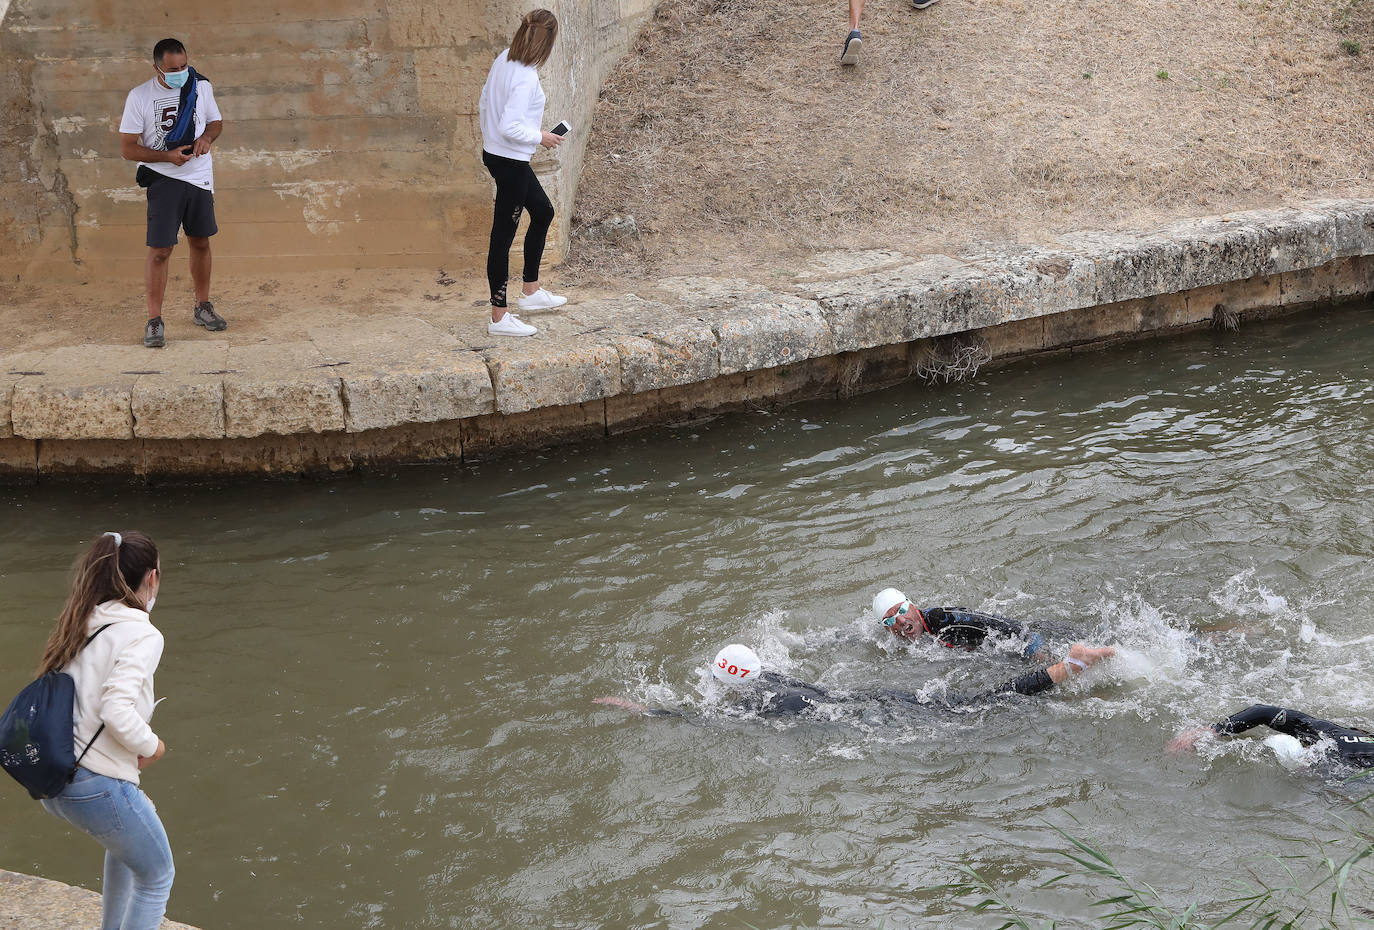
{"left": 65, "top": 600, "right": 163, "bottom": 784}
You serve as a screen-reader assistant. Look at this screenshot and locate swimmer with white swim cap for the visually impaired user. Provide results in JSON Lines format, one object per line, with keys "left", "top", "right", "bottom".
{"left": 1169, "top": 705, "right": 1374, "bottom": 769}
{"left": 712, "top": 643, "right": 762, "bottom": 684}
{"left": 871, "top": 586, "right": 1120, "bottom": 666}
{"left": 596, "top": 641, "right": 1116, "bottom": 718}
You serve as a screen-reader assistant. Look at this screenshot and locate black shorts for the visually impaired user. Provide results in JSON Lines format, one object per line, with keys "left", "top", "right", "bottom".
{"left": 146, "top": 174, "right": 217, "bottom": 248}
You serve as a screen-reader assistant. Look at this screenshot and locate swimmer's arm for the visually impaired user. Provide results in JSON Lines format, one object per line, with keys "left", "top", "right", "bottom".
{"left": 1214, "top": 705, "right": 1287, "bottom": 736}
{"left": 1168, "top": 704, "right": 1281, "bottom": 753}
{"left": 944, "top": 644, "right": 1114, "bottom": 706}
{"left": 981, "top": 667, "right": 1056, "bottom": 701}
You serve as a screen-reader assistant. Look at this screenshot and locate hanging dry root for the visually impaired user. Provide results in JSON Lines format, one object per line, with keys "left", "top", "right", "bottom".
{"left": 910, "top": 333, "right": 992, "bottom": 384}
{"left": 1211, "top": 303, "right": 1241, "bottom": 331}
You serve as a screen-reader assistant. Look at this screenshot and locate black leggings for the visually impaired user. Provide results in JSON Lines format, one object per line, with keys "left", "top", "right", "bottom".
{"left": 483, "top": 150, "right": 555, "bottom": 308}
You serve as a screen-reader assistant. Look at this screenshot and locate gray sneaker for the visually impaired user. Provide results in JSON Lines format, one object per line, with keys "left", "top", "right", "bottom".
{"left": 840, "top": 30, "right": 862, "bottom": 65}
{"left": 193, "top": 300, "right": 227, "bottom": 331}
{"left": 144, "top": 316, "right": 165, "bottom": 348}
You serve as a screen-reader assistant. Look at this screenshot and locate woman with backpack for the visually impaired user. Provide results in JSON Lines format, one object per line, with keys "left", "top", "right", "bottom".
{"left": 35, "top": 531, "right": 173, "bottom": 930}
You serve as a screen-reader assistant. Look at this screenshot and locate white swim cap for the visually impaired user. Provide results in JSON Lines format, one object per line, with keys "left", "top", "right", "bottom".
{"left": 873, "top": 587, "right": 908, "bottom": 619}
{"left": 1264, "top": 733, "right": 1307, "bottom": 770}
{"left": 712, "top": 644, "right": 761, "bottom": 684}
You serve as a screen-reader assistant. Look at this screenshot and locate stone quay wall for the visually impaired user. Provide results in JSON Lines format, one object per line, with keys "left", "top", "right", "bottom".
{"left": 0, "top": 868, "right": 199, "bottom": 929}
{"left": 0, "top": 0, "right": 655, "bottom": 278}
{"left": 1, "top": 200, "right": 1371, "bottom": 481}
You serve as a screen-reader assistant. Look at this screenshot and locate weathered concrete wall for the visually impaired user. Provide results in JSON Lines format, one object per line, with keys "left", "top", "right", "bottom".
{"left": 0, "top": 0, "right": 654, "bottom": 279}
{"left": 1, "top": 201, "right": 1371, "bottom": 480}
{"left": 0, "top": 868, "right": 199, "bottom": 929}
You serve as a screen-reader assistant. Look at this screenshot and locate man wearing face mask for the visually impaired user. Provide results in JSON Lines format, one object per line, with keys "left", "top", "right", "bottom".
{"left": 119, "top": 37, "right": 227, "bottom": 349}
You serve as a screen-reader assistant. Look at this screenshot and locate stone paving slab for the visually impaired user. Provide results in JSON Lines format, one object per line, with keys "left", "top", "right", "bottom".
{"left": 0, "top": 199, "right": 1371, "bottom": 474}
{"left": 9, "top": 346, "right": 139, "bottom": 440}
{"left": 480, "top": 312, "right": 623, "bottom": 415}
{"left": 0, "top": 868, "right": 200, "bottom": 929}
{"left": 221, "top": 342, "right": 346, "bottom": 439}
{"left": 131, "top": 342, "right": 230, "bottom": 440}
{"left": 307, "top": 316, "right": 495, "bottom": 431}
{"left": 563, "top": 296, "right": 720, "bottom": 393}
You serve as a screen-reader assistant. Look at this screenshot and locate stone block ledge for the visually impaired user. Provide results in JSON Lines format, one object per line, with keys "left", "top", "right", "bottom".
{"left": 0, "top": 869, "right": 200, "bottom": 929}
{"left": 2, "top": 200, "right": 1372, "bottom": 480}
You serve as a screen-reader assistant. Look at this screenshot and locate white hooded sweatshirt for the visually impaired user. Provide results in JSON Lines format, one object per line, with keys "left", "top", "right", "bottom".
{"left": 65, "top": 600, "right": 163, "bottom": 784}
{"left": 478, "top": 49, "right": 545, "bottom": 161}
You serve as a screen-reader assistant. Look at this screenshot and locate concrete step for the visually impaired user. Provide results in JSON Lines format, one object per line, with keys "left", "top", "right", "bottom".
{"left": 49, "top": 91, "right": 425, "bottom": 146}
{"left": 5, "top": 0, "right": 379, "bottom": 29}
{"left": 58, "top": 149, "right": 457, "bottom": 190}
{"left": 20, "top": 247, "right": 479, "bottom": 280}
{"left": 68, "top": 218, "right": 458, "bottom": 261}
{"left": 37, "top": 50, "right": 420, "bottom": 100}
{"left": 7, "top": 20, "right": 374, "bottom": 60}
{"left": 71, "top": 181, "right": 469, "bottom": 226}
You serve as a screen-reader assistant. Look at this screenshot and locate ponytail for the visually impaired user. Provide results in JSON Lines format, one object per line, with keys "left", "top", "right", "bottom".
{"left": 37, "top": 531, "right": 159, "bottom": 675}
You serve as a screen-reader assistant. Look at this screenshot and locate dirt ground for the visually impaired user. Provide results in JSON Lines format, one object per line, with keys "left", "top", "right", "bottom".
{"left": 2, "top": 0, "right": 1371, "bottom": 353}
{"left": 565, "top": 0, "right": 1374, "bottom": 286}
{"left": 0, "top": 265, "right": 622, "bottom": 355}
{"left": 0, "top": 266, "right": 473, "bottom": 355}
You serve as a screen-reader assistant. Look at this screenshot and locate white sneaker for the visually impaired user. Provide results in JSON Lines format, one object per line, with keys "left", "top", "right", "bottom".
{"left": 488, "top": 311, "right": 538, "bottom": 336}
{"left": 516, "top": 287, "right": 568, "bottom": 311}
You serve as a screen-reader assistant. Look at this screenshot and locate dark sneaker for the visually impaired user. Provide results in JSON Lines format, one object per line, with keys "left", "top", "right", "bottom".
{"left": 913, "top": 0, "right": 940, "bottom": 8}
{"left": 193, "top": 300, "right": 227, "bottom": 331}
{"left": 840, "top": 30, "right": 862, "bottom": 65}
{"left": 144, "top": 316, "right": 165, "bottom": 348}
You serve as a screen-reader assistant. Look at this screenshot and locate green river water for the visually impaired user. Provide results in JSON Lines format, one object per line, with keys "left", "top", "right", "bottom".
{"left": 2, "top": 303, "right": 1373, "bottom": 929}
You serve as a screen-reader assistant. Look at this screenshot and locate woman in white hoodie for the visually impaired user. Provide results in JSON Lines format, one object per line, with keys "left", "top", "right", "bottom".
{"left": 478, "top": 9, "right": 567, "bottom": 337}
{"left": 36, "top": 531, "right": 172, "bottom": 930}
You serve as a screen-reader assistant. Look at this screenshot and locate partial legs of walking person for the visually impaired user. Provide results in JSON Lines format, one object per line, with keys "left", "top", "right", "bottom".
{"left": 483, "top": 151, "right": 564, "bottom": 337}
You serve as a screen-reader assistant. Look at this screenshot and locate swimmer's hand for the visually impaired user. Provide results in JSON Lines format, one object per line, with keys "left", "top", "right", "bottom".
{"left": 1048, "top": 643, "right": 1115, "bottom": 683}
{"left": 1069, "top": 643, "right": 1115, "bottom": 668}
{"left": 594, "top": 696, "right": 649, "bottom": 714}
{"left": 1167, "top": 726, "right": 1212, "bottom": 754}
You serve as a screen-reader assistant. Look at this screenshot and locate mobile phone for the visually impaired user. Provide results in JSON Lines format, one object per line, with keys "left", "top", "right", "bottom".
{"left": 551, "top": 120, "right": 571, "bottom": 136}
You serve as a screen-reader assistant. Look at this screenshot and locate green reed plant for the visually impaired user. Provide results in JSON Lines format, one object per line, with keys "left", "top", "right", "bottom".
{"left": 938, "top": 802, "right": 1374, "bottom": 930}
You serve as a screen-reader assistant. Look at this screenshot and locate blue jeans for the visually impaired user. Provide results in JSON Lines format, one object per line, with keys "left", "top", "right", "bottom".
{"left": 40, "top": 768, "right": 175, "bottom": 930}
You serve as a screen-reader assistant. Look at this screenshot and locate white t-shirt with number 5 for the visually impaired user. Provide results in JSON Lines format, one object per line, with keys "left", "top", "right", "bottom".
{"left": 119, "top": 76, "right": 222, "bottom": 191}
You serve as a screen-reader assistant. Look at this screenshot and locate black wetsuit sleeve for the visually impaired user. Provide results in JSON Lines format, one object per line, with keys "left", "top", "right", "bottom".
{"left": 951, "top": 668, "right": 1056, "bottom": 705}
{"left": 1211, "top": 706, "right": 1374, "bottom": 766}
{"left": 924, "top": 608, "right": 1034, "bottom": 654}
{"left": 1213, "top": 706, "right": 1326, "bottom": 742}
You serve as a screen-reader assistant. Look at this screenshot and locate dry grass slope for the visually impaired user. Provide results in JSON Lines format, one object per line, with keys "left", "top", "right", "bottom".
{"left": 567, "top": 0, "right": 1374, "bottom": 285}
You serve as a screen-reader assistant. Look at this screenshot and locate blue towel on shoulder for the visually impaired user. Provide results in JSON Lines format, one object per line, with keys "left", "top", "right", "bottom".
{"left": 164, "top": 67, "right": 203, "bottom": 150}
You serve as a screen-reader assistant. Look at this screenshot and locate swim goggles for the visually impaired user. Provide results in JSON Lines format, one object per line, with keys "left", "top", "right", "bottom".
{"left": 881, "top": 601, "right": 917, "bottom": 627}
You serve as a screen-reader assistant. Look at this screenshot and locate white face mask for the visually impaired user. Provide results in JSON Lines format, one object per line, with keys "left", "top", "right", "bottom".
{"left": 145, "top": 596, "right": 156, "bottom": 611}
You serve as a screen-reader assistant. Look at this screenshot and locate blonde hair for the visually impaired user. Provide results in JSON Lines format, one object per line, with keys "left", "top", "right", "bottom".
{"left": 38, "top": 532, "right": 159, "bottom": 675}
{"left": 509, "top": 9, "right": 558, "bottom": 67}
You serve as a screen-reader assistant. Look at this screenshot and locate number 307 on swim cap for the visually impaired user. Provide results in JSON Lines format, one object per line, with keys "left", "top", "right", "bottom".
{"left": 713, "top": 644, "right": 761, "bottom": 683}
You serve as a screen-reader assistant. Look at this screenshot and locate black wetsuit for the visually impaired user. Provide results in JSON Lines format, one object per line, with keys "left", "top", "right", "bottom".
{"left": 919, "top": 607, "right": 1047, "bottom": 659}
{"left": 742, "top": 667, "right": 1056, "bottom": 718}
{"left": 1213, "top": 705, "right": 1374, "bottom": 768}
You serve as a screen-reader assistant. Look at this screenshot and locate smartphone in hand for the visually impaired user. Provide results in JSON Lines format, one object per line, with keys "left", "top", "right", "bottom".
{"left": 551, "top": 120, "right": 571, "bottom": 136}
